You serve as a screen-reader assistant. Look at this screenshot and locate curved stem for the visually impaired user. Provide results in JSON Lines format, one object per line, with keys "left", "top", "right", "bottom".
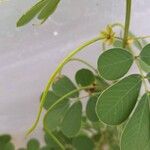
{"left": 26, "top": 36, "right": 103, "bottom": 136}
{"left": 44, "top": 126, "right": 65, "bottom": 150}
{"left": 43, "top": 85, "right": 98, "bottom": 150}
{"left": 123, "top": 0, "right": 132, "bottom": 48}
{"left": 67, "top": 58, "right": 97, "bottom": 73}
{"left": 44, "top": 85, "right": 96, "bottom": 117}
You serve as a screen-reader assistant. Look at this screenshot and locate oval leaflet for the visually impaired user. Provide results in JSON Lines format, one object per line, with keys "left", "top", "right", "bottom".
{"left": 96, "top": 74, "right": 142, "bottom": 125}
{"left": 97, "top": 48, "right": 133, "bottom": 80}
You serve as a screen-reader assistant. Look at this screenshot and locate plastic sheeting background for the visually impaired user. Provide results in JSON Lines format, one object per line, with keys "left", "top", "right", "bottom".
{"left": 0, "top": 0, "right": 150, "bottom": 148}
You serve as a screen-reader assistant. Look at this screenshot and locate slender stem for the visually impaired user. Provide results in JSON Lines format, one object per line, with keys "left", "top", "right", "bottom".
{"left": 112, "top": 23, "right": 124, "bottom": 28}
{"left": 79, "top": 91, "right": 101, "bottom": 100}
{"left": 43, "top": 85, "right": 98, "bottom": 150}
{"left": 123, "top": 0, "right": 132, "bottom": 48}
{"left": 112, "top": 22, "right": 143, "bottom": 50}
{"left": 67, "top": 58, "right": 97, "bottom": 73}
{"left": 44, "top": 126, "right": 65, "bottom": 150}
{"left": 44, "top": 85, "right": 97, "bottom": 117}
{"left": 26, "top": 36, "right": 103, "bottom": 136}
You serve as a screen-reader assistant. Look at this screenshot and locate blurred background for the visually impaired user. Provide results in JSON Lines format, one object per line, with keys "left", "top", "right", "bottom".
{"left": 0, "top": 0, "right": 150, "bottom": 148}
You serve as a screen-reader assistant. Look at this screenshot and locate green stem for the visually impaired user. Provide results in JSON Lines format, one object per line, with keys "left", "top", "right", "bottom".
{"left": 44, "top": 85, "right": 96, "bottom": 117}
{"left": 43, "top": 85, "right": 97, "bottom": 150}
{"left": 112, "top": 22, "right": 143, "bottom": 50}
{"left": 44, "top": 126, "right": 65, "bottom": 150}
{"left": 68, "top": 58, "right": 97, "bottom": 73}
{"left": 26, "top": 36, "right": 103, "bottom": 136}
{"left": 112, "top": 22, "right": 124, "bottom": 28}
{"left": 123, "top": 0, "right": 132, "bottom": 48}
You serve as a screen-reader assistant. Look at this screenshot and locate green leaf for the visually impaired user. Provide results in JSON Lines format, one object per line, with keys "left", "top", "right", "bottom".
{"left": 52, "top": 75, "right": 79, "bottom": 98}
{"left": 0, "top": 135, "right": 11, "bottom": 145}
{"left": 27, "top": 139, "right": 40, "bottom": 150}
{"left": 140, "top": 44, "right": 150, "bottom": 66}
{"left": 17, "top": 0, "right": 47, "bottom": 27}
{"left": 72, "top": 135, "right": 94, "bottom": 150}
{"left": 96, "top": 74, "right": 142, "bottom": 125}
{"left": 75, "top": 69, "right": 95, "bottom": 86}
{"left": 17, "top": 0, "right": 60, "bottom": 27}
{"left": 44, "top": 100, "right": 69, "bottom": 131}
{"left": 44, "top": 134, "right": 60, "bottom": 149}
{"left": 139, "top": 59, "right": 150, "bottom": 73}
{"left": 97, "top": 48, "right": 133, "bottom": 80}
{"left": 95, "top": 76, "right": 109, "bottom": 91}
{"left": 42, "top": 91, "right": 60, "bottom": 110}
{"left": 0, "top": 143, "right": 15, "bottom": 150}
{"left": 61, "top": 101, "right": 82, "bottom": 137}
{"left": 0, "top": 135, "right": 12, "bottom": 150}
{"left": 121, "top": 94, "right": 150, "bottom": 150}
{"left": 3, "top": 143, "right": 15, "bottom": 150}
{"left": 38, "top": 0, "right": 60, "bottom": 23}
{"left": 44, "top": 127, "right": 71, "bottom": 149}
{"left": 86, "top": 95, "right": 99, "bottom": 122}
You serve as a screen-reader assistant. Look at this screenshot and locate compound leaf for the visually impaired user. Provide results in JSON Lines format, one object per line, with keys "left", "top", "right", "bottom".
{"left": 97, "top": 48, "right": 133, "bottom": 80}
{"left": 121, "top": 94, "right": 150, "bottom": 150}
{"left": 61, "top": 101, "right": 82, "bottom": 137}
{"left": 96, "top": 74, "right": 142, "bottom": 125}
{"left": 17, "top": 0, "right": 47, "bottom": 27}
{"left": 17, "top": 0, "right": 60, "bottom": 27}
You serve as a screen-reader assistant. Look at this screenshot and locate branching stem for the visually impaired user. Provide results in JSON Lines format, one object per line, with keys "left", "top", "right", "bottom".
{"left": 26, "top": 36, "right": 103, "bottom": 136}
{"left": 43, "top": 85, "right": 100, "bottom": 150}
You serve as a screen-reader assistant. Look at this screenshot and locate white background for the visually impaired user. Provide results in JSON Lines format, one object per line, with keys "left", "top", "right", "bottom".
{"left": 0, "top": 0, "right": 150, "bottom": 148}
